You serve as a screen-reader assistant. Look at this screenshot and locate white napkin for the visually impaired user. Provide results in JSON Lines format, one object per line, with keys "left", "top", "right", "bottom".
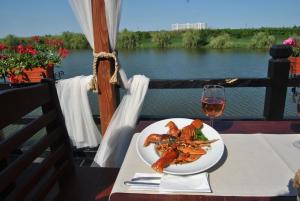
{"left": 159, "top": 172, "right": 211, "bottom": 193}
{"left": 127, "top": 172, "right": 211, "bottom": 193}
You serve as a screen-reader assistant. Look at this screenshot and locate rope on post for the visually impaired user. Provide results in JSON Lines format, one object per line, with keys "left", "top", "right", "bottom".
{"left": 89, "top": 51, "right": 119, "bottom": 92}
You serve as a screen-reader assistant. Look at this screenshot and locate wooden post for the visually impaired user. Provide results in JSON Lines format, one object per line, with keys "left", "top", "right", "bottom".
{"left": 264, "top": 45, "right": 292, "bottom": 120}
{"left": 92, "top": 0, "right": 117, "bottom": 135}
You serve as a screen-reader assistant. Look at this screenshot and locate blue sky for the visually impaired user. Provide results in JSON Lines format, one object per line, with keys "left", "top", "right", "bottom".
{"left": 0, "top": 0, "right": 300, "bottom": 38}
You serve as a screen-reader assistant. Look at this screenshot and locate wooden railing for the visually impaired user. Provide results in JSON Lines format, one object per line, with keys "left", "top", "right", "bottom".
{"left": 1, "top": 45, "right": 300, "bottom": 120}
{"left": 146, "top": 45, "right": 300, "bottom": 120}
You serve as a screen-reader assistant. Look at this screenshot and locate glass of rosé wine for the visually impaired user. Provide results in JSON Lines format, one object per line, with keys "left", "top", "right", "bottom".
{"left": 201, "top": 85, "right": 226, "bottom": 127}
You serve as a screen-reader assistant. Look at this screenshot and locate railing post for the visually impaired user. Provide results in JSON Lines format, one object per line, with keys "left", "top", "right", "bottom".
{"left": 264, "top": 45, "right": 293, "bottom": 120}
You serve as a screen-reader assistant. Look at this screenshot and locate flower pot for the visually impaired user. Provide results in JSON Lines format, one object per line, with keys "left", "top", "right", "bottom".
{"left": 289, "top": 57, "right": 300, "bottom": 75}
{"left": 8, "top": 65, "right": 54, "bottom": 84}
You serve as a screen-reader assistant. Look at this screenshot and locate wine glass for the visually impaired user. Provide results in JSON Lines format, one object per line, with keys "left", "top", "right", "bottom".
{"left": 201, "top": 85, "right": 226, "bottom": 127}
{"left": 293, "top": 96, "right": 300, "bottom": 149}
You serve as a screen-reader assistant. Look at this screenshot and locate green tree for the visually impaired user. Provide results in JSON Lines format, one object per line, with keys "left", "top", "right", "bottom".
{"left": 61, "top": 32, "right": 74, "bottom": 48}
{"left": 250, "top": 32, "right": 276, "bottom": 49}
{"left": 118, "top": 29, "right": 138, "bottom": 48}
{"left": 69, "top": 34, "right": 89, "bottom": 49}
{"left": 208, "top": 33, "right": 233, "bottom": 49}
{"left": 151, "top": 31, "right": 171, "bottom": 48}
{"left": 182, "top": 30, "right": 208, "bottom": 48}
{"left": 135, "top": 31, "right": 151, "bottom": 42}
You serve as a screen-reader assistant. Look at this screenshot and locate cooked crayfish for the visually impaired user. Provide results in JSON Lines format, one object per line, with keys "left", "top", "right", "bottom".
{"left": 143, "top": 119, "right": 218, "bottom": 172}
{"left": 144, "top": 134, "right": 176, "bottom": 146}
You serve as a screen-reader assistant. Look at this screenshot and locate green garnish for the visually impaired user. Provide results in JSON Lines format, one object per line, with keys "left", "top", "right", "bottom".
{"left": 195, "top": 128, "right": 208, "bottom": 141}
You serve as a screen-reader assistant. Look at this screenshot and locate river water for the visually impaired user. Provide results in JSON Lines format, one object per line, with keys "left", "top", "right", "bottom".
{"left": 58, "top": 48, "right": 297, "bottom": 119}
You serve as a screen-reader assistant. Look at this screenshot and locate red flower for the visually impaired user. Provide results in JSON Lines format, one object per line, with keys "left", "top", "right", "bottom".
{"left": 17, "top": 45, "right": 27, "bottom": 54}
{"left": 26, "top": 45, "right": 38, "bottom": 55}
{"left": 45, "top": 39, "right": 51, "bottom": 45}
{"left": 45, "top": 39, "right": 64, "bottom": 47}
{"left": 16, "top": 45, "right": 38, "bottom": 55}
{"left": 1, "top": 36, "right": 69, "bottom": 76}
{"left": 58, "top": 47, "right": 69, "bottom": 58}
{"left": 26, "top": 45, "right": 33, "bottom": 49}
{"left": 57, "top": 40, "right": 64, "bottom": 46}
{"left": 31, "top": 36, "right": 40, "bottom": 43}
{"left": 0, "top": 43, "right": 7, "bottom": 51}
{"left": 27, "top": 48, "right": 38, "bottom": 55}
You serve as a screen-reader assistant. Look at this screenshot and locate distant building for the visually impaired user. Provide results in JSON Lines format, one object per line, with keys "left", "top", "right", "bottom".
{"left": 171, "top": 22, "right": 208, "bottom": 31}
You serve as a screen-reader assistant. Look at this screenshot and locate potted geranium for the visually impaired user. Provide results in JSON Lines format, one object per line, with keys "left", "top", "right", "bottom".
{"left": 283, "top": 37, "right": 300, "bottom": 75}
{"left": 0, "top": 36, "right": 69, "bottom": 83}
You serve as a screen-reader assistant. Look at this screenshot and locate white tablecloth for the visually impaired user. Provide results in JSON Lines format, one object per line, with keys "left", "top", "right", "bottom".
{"left": 111, "top": 133, "right": 300, "bottom": 196}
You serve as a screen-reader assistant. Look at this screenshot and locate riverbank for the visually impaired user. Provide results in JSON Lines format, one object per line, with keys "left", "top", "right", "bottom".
{"left": 1, "top": 27, "right": 299, "bottom": 50}
{"left": 133, "top": 35, "right": 256, "bottom": 49}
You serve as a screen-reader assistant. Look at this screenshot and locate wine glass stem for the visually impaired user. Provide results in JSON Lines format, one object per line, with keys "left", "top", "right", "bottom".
{"left": 210, "top": 117, "right": 214, "bottom": 127}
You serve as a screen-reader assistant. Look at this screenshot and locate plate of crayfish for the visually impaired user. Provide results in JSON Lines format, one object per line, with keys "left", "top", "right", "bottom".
{"left": 136, "top": 118, "right": 224, "bottom": 175}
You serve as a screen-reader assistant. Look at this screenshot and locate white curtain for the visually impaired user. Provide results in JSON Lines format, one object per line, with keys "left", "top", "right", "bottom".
{"left": 56, "top": 75, "right": 101, "bottom": 148}
{"left": 104, "top": 0, "right": 122, "bottom": 50}
{"left": 68, "top": 0, "right": 150, "bottom": 167}
{"left": 94, "top": 75, "right": 149, "bottom": 167}
{"left": 69, "top": 0, "right": 94, "bottom": 49}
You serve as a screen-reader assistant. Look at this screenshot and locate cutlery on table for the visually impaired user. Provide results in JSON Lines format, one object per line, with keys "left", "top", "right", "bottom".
{"left": 124, "top": 176, "right": 161, "bottom": 186}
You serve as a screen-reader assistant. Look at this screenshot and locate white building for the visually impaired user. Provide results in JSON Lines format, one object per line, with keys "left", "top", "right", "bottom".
{"left": 171, "top": 22, "right": 208, "bottom": 31}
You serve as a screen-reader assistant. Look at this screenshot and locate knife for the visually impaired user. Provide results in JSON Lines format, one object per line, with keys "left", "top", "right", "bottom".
{"left": 131, "top": 177, "right": 161, "bottom": 181}
{"left": 124, "top": 181, "right": 160, "bottom": 186}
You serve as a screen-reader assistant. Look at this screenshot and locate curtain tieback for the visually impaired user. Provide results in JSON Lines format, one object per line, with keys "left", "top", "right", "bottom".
{"left": 89, "top": 51, "right": 119, "bottom": 92}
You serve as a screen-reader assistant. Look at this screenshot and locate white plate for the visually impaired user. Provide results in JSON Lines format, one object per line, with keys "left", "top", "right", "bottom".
{"left": 136, "top": 118, "right": 224, "bottom": 175}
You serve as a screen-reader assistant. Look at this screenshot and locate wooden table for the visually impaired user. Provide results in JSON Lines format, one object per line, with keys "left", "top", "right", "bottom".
{"left": 109, "top": 120, "right": 300, "bottom": 201}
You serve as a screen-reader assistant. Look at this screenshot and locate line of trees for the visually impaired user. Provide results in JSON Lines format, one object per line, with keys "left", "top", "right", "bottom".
{"left": 117, "top": 27, "right": 300, "bottom": 49}
{"left": 0, "top": 32, "right": 90, "bottom": 49}
{"left": 1, "top": 27, "right": 300, "bottom": 50}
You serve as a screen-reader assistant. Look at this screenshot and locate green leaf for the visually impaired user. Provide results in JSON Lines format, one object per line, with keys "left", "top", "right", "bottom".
{"left": 195, "top": 128, "right": 208, "bottom": 141}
